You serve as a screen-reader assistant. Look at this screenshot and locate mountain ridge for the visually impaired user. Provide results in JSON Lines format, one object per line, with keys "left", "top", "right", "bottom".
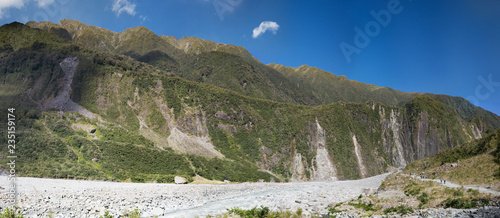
{"left": 0, "top": 21, "right": 499, "bottom": 184}
{"left": 25, "top": 19, "right": 424, "bottom": 107}
{"left": 26, "top": 19, "right": 499, "bottom": 120}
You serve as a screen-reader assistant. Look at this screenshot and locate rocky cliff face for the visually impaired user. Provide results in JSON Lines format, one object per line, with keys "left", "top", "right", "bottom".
{"left": 20, "top": 56, "right": 93, "bottom": 119}
{"left": 2, "top": 22, "right": 498, "bottom": 183}
{"left": 285, "top": 100, "right": 486, "bottom": 181}
{"left": 309, "top": 119, "right": 337, "bottom": 181}
{"left": 33, "top": 56, "right": 492, "bottom": 182}
{"left": 352, "top": 134, "right": 367, "bottom": 177}
{"left": 82, "top": 66, "right": 490, "bottom": 181}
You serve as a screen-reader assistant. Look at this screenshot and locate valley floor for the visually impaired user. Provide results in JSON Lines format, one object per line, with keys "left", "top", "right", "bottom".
{"left": 2, "top": 172, "right": 500, "bottom": 217}
{"left": 0, "top": 174, "right": 389, "bottom": 217}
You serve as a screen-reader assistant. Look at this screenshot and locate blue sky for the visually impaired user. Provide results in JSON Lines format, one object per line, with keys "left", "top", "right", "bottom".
{"left": 1, "top": 0, "right": 499, "bottom": 115}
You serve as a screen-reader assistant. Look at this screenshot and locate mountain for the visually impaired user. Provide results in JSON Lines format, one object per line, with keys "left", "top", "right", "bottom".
{"left": 26, "top": 20, "right": 317, "bottom": 105}
{"left": 0, "top": 21, "right": 499, "bottom": 183}
{"left": 24, "top": 20, "right": 419, "bottom": 107}
{"left": 28, "top": 20, "right": 500, "bottom": 121}
{"left": 268, "top": 63, "right": 420, "bottom": 106}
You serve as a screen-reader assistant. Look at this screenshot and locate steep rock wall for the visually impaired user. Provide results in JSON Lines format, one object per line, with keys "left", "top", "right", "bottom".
{"left": 352, "top": 134, "right": 367, "bottom": 178}
{"left": 310, "top": 119, "right": 337, "bottom": 181}
{"left": 64, "top": 56, "right": 489, "bottom": 182}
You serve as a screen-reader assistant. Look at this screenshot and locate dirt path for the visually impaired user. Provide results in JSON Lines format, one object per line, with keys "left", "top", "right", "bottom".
{"left": 411, "top": 175, "right": 500, "bottom": 196}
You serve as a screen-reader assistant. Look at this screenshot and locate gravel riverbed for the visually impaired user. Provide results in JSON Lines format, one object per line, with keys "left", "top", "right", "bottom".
{"left": 0, "top": 174, "right": 389, "bottom": 217}
{"left": 2, "top": 173, "right": 499, "bottom": 218}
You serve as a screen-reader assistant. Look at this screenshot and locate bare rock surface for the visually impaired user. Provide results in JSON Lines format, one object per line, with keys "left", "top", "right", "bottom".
{"left": 2, "top": 173, "right": 499, "bottom": 217}
{"left": 174, "top": 176, "right": 188, "bottom": 184}
{"left": 43, "top": 57, "right": 95, "bottom": 119}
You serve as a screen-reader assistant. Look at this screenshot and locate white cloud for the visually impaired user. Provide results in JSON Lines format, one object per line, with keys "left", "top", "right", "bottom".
{"left": 0, "top": 0, "right": 25, "bottom": 19}
{"left": 139, "top": 15, "right": 147, "bottom": 23}
{"left": 34, "top": 0, "right": 55, "bottom": 7}
{"left": 112, "top": 0, "right": 136, "bottom": 16}
{"left": 252, "top": 21, "right": 280, "bottom": 39}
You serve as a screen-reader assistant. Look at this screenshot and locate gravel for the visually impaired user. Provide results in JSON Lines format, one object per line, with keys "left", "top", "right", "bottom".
{"left": 0, "top": 173, "right": 389, "bottom": 217}
{"left": 2, "top": 173, "right": 499, "bottom": 218}
{"left": 332, "top": 207, "right": 500, "bottom": 218}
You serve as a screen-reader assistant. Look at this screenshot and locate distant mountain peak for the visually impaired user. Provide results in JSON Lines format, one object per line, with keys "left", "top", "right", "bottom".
{"left": 268, "top": 63, "right": 333, "bottom": 76}
{"left": 122, "top": 26, "right": 153, "bottom": 34}
{"left": 165, "top": 35, "right": 252, "bottom": 58}
{"left": 59, "top": 19, "right": 83, "bottom": 25}
{"left": 27, "top": 19, "right": 256, "bottom": 62}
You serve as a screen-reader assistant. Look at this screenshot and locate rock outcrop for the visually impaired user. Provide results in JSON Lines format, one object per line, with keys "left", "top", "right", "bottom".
{"left": 174, "top": 176, "right": 188, "bottom": 184}
{"left": 311, "top": 119, "right": 337, "bottom": 181}
{"left": 41, "top": 57, "right": 95, "bottom": 119}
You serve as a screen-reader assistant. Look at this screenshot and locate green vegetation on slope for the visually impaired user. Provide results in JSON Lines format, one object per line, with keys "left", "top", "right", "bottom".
{"left": 26, "top": 20, "right": 500, "bottom": 126}
{"left": 268, "top": 63, "right": 420, "bottom": 106}
{"left": 23, "top": 20, "right": 412, "bottom": 108}
{"left": 404, "top": 129, "right": 500, "bottom": 189}
{"left": 426, "top": 94, "right": 500, "bottom": 133}
{"left": 0, "top": 23, "right": 273, "bottom": 183}
{"left": 1, "top": 22, "right": 499, "bottom": 183}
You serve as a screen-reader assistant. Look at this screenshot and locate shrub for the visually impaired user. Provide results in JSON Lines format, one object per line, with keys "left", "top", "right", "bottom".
{"left": 417, "top": 192, "right": 430, "bottom": 208}
{"left": 348, "top": 200, "right": 376, "bottom": 211}
{"left": 444, "top": 187, "right": 465, "bottom": 197}
{"left": 467, "top": 188, "right": 480, "bottom": 196}
{"left": 384, "top": 205, "right": 414, "bottom": 215}
{"left": 1, "top": 207, "right": 24, "bottom": 218}
{"left": 100, "top": 211, "right": 113, "bottom": 218}
{"left": 295, "top": 208, "right": 303, "bottom": 216}
{"left": 228, "top": 206, "right": 271, "bottom": 218}
{"left": 404, "top": 186, "right": 421, "bottom": 196}
{"left": 326, "top": 203, "right": 343, "bottom": 215}
{"left": 122, "top": 209, "right": 140, "bottom": 218}
{"left": 453, "top": 190, "right": 464, "bottom": 197}
{"left": 443, "top": 197, "right": 489, "bottom": 209}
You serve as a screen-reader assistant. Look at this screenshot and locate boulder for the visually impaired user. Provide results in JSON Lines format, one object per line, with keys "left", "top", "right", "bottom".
{"left": 174, "top": 176, "right": 188, "bottom": 184}
{"left": 0, "top": 169, "right": 8, "bottom": 176}
{"left": 363, "top": 188, "right": 377, "bottom": 195}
